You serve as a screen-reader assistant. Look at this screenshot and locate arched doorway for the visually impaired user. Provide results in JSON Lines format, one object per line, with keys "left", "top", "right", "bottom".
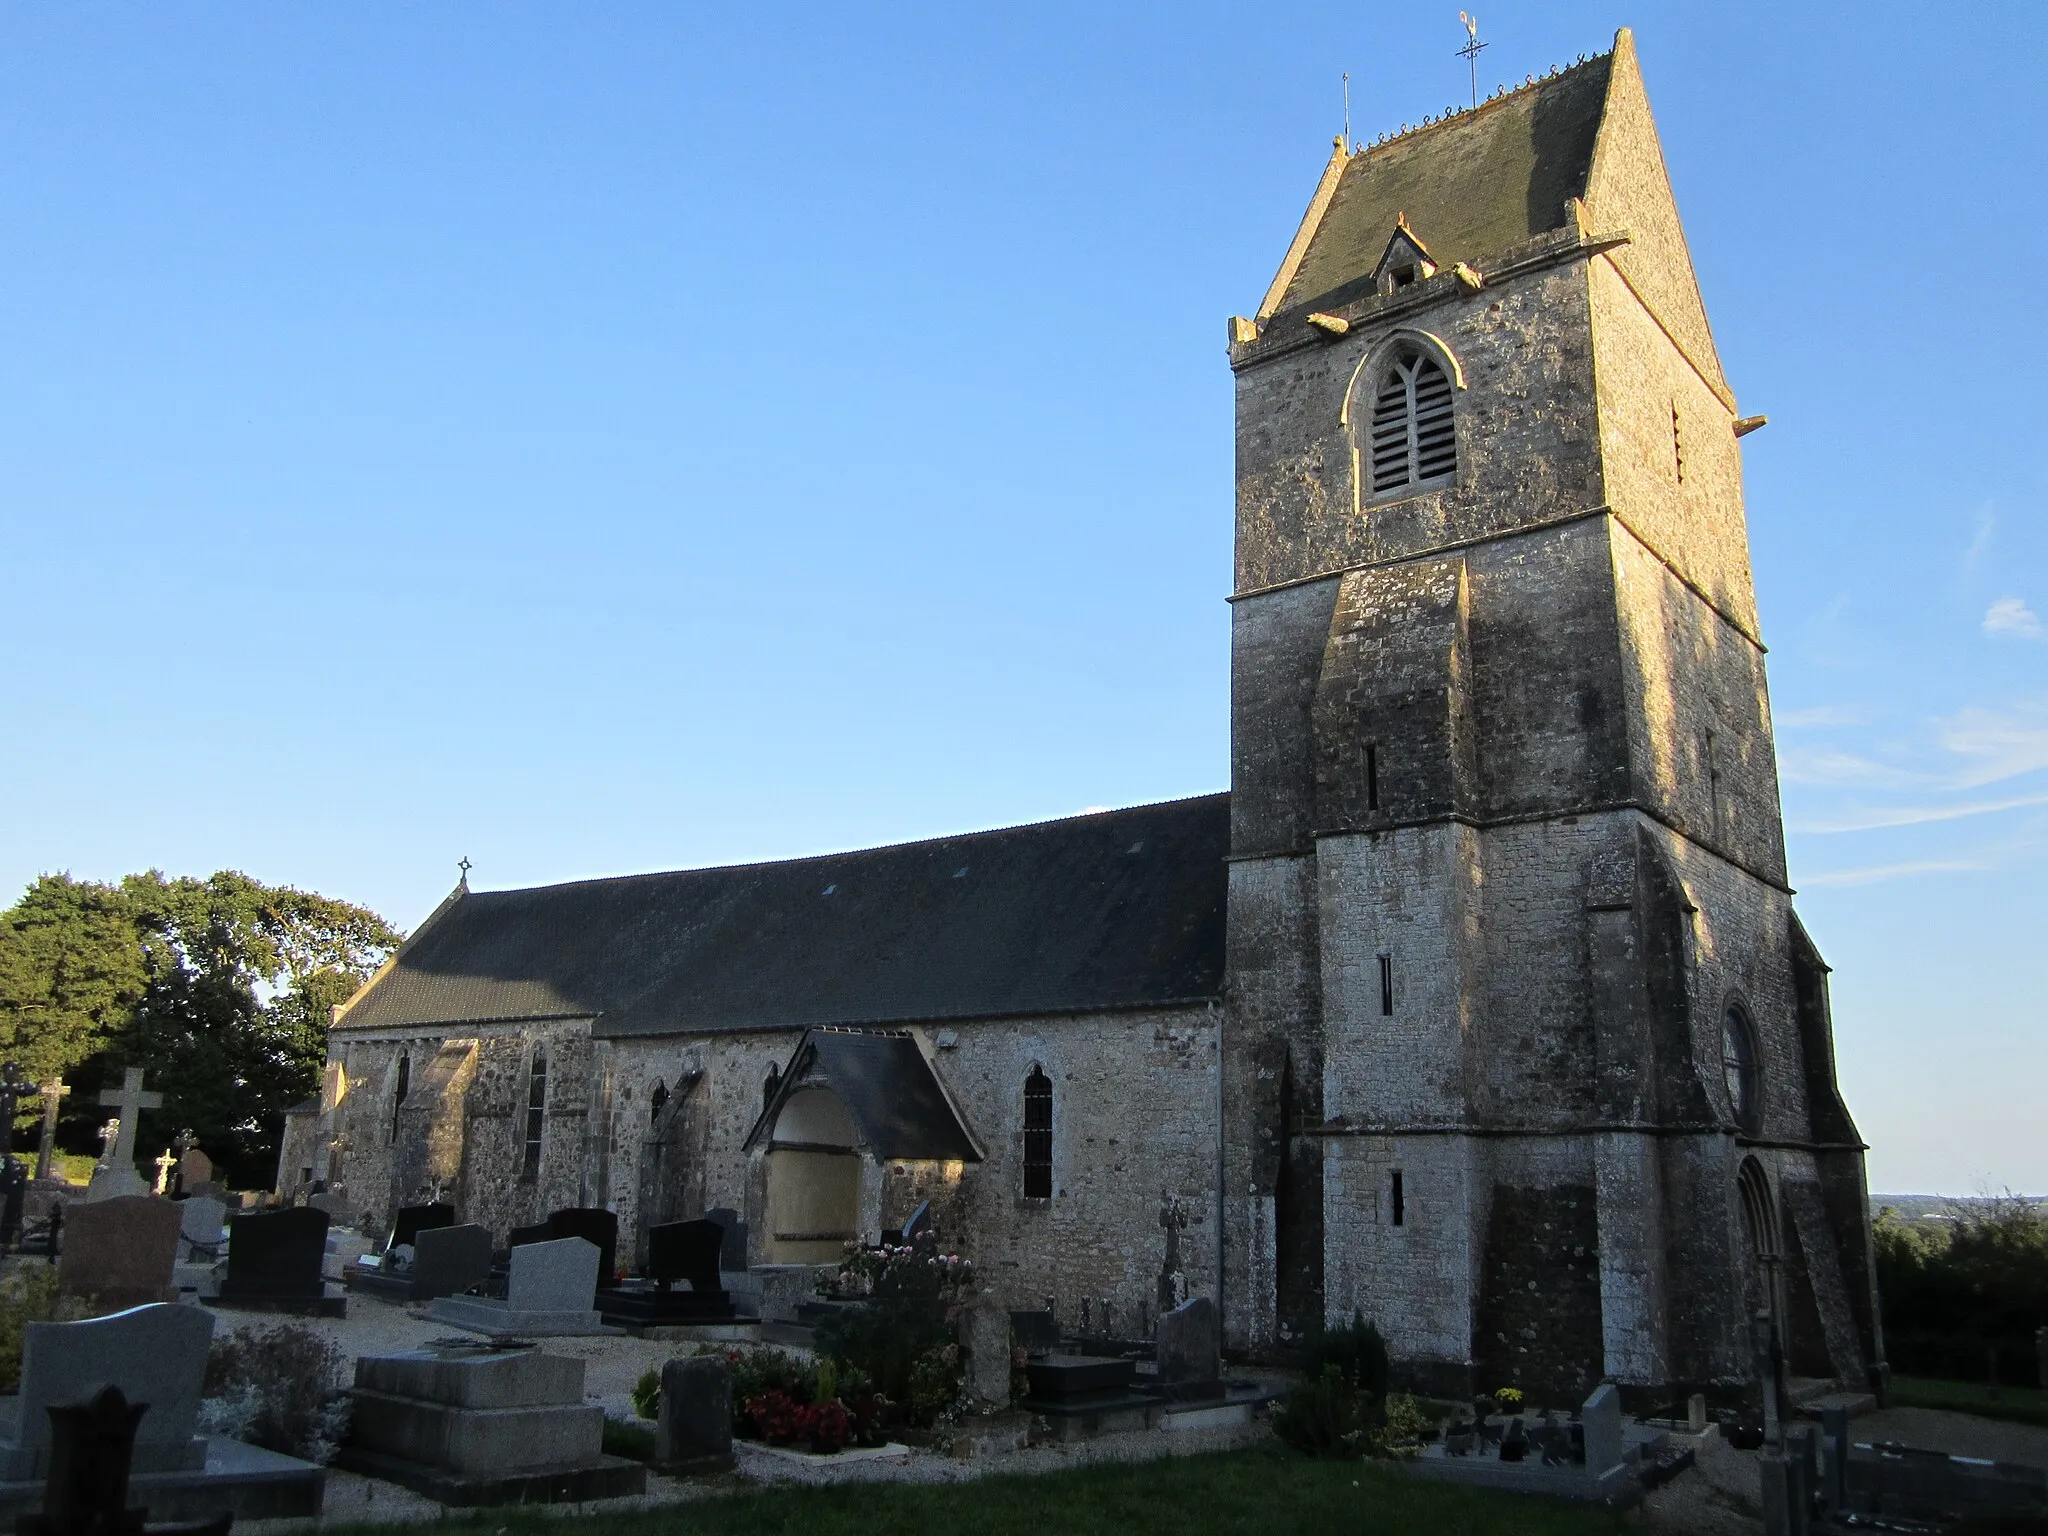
{"left": 763, "top": 1087, "right": 861, "bottom": 1263}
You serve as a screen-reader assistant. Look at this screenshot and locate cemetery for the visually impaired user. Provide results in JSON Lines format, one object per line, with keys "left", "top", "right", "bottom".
{"left": 0, "top": 1057, "right": 2035, "bottom": 1536}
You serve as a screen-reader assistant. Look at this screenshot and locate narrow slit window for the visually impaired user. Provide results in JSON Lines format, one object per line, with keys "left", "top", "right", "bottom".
{"left": 1369, "top": 345, "right": 1457, "bottom": 494}
{"left": 1379, "top": 955, "right": 1394, "bottom": 1017}
{"left": 1672, "top": 401, "right": 1686, "bottom": 483}
{"left": 521, "top": 1046, "right": 548, "bottom": 1181}
{"left": 1022, "top": 1066, "right": 1053, "bottom": 1199}
{"left": 649, "top": 1080, "right": 668, "bottom": 1124}
{"left": 389, "top": 1054, "right": 410, "bottom": 1145}
{"left": 1390, "top": 1169, "right": 1405, "bottom": 1226}
{"left": 1366, "top": 743, "right": 1380, "bottom": 810}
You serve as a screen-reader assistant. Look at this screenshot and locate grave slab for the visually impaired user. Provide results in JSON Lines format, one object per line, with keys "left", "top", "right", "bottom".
{"left": 336, "top": 1342, "right": 642, "bottom": 1507}
{"left": 599, "top": 1219, "right": 737, "bottom": 1327}
{"left": 351, "top": 1223, "right": 492, "bottom": 1304}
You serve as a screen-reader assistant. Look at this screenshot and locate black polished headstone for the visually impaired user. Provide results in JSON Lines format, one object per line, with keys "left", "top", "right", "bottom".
{"left": 1009, "top": 1309, "right": 1060, "bottom": 1357}
{"left": 544, "top": 1208, "right": 618, "bottom": 1285}
{"left": 221, "top": 1206, "right": 330, "bottom": 1301}
{"left": 506, "top": 1221, "right": 552, "bottom": 1251}
{"left": 386, "top": 1202, "right": 455, "bottom": 1254}
{"left": 409, "top": 1223, "right": 494, "bottom": 1300}
{"left": 647, "top": 1220, "right": 724, "bottom": 1295}
{"left": 703, "top": 1207, "right": 747, "bottom": 1272}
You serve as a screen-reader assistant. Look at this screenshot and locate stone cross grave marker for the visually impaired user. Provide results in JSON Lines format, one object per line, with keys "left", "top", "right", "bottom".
{"left": 0, "top": 1302, "right": 215, "bottom": 1479}
{"left": 96, "top": 1069, "right": 161, "bottom": 1171}
{"left": 152, "top": 1149, "right": 177, "bottom": 1195}
{"left": 57, "top": 1194, "right": 180, "bottom": 1310}
{"left": 33, "top": 1080, "right": 70, "bottom": 1182}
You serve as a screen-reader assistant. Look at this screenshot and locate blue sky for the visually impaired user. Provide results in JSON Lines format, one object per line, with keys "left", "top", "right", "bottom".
{"left": 2, "top": 3, "right": 2042, "bottom": 1194}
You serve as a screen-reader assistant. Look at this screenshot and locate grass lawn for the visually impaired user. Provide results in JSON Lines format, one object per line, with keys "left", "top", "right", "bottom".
{"left": 1891, "top": 1376, "right": 2048, "bottom": 1429}
{"left": 332, "top": 1446, "right": 1631, "bottom": 1536}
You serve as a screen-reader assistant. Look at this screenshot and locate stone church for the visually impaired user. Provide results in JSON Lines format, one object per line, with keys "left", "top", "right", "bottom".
{"left": 299, "top": 30, "right": 1884, "bottom": 1403}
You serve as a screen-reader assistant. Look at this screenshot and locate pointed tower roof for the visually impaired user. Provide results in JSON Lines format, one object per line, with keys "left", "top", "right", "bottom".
{"left": 1262, "top": 52, "right": 1612, "bottom": 319}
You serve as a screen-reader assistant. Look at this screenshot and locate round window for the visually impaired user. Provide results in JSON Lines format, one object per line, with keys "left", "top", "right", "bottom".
{"left": 1721, "top": 1007, "right": 1762, "bottom": 1135}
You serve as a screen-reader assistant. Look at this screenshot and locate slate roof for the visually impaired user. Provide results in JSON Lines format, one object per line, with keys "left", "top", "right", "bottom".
{"left": 335, "top": 794, "right": 1230, "bottom": 1038}
{"left": 748, "top": 1030, "right": 983, "bottom": 1162}
{"left": 1273, "top": 52, "right": 1613, "bottom": 315}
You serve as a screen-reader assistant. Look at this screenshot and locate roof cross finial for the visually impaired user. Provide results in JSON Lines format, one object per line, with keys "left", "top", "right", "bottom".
{"left": 458, "top": 856, "right": 472, "bottom": 889}
{"left": 1456, "top": 12, "right": 1489, "bottom": 111}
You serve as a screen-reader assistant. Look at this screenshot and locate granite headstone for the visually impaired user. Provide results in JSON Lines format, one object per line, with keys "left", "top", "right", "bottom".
{"left": 653, "top": 1355, "right": 733, "bottom": 1474}
{"left": 57, "top": 1195, "right": 180, "bottom": 1310}
{"left": 0, "top": 1302, "right": 214, "bottom": 1478}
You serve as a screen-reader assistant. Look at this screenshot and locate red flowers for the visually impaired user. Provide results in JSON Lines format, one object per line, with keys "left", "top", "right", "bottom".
{"left": 740, "top": 1390, "right": 857, "bottom": 1454}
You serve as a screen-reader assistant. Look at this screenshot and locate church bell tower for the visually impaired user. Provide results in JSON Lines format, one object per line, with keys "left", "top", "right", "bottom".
{"left": 1219, "top": 31, "right": 1883, "bottom": 1403}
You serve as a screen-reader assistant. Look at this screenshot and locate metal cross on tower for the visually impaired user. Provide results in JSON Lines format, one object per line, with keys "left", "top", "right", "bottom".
{"left": 1457, "top": 12, "right": 1489, "bottom": 110}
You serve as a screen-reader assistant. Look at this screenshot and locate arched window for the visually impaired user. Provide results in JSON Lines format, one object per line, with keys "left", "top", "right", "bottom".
{"left": 649, "top": 1080, "right": 668, "bottom": 1124}
{"left": 521, "top": 1045, "right": 548, "bottom": 1181}
{"left": 389, "top": 1054, "right": 410, "bottom": 1145}
{"left": 1368, "top": 344, "right": 1457, "bottom": 494}
{"left": 1722, "top": 1006, "right": 1762, "bottom": 1135}
{"left": 1022, "top": 1067, "right": 1053, "bottom": 1199}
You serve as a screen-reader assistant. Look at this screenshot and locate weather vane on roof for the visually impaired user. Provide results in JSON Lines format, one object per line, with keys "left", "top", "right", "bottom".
{"left": 1457, "top": 13, "right": 1488, "bottom": 111}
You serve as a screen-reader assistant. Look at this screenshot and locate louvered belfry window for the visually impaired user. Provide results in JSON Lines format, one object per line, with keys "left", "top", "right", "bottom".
{"left": 1368, "top": 345, "right": 1457, "bottom": 494}
{"left": 1022, "top": 1067, "right": 1053, "bottom": 1199}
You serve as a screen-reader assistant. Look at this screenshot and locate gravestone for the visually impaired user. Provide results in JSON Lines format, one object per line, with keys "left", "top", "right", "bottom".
{"left": 177, "top": 1196, "right": 227, "bottom": 1263}
{"left": 599, "top": 1220, "right": 734, "bottom": 1327}
{"left": 214, "top": 1205, "right": 341, "bottom": 1316}
{"left": 703, "top": 1207, "right": 747, "bottom": 1272}
{"left": 1010, "top": 1309, "right": 1060, "bottom": 1357}
{"left": 0, "top": 1303, "right": 215, "bottom": 1478}
{"left": 177, "top": 1147, "right": 213, "bottom": 1193}
{"left": 542, "top": 1209, "right": 618, "bottom": 1285}
{"left": 427, "top": 1237, "right": 609, "bottom": 1337}
{"left": 339, "top": 1342, "right": 643, "bottom": 1506}
{"left": 58, "top": 1196, "right": 180, "bottom": 1311}
{"left": 653, "top": 1355, "right": 733, "bottom": 1474}
{"left": 1581, "top": 1383, "right": 1624, "bottom": 1474}
{"left": 387, "top": 1202, "right": 456, "bottom": 1253}
{"left": 966, "top": 1295, "right": 1012, "bottom": 1409}
{"left": 411, "top": 1224, "right": 494, "bottom": 1300}
{"left": 1155, "top": 1295, "right": 1221, "bottom": 1401}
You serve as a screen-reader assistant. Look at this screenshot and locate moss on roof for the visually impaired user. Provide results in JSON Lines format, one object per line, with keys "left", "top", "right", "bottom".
{"left": 1278, "top": 53, "right": 1612, "bottom": 313}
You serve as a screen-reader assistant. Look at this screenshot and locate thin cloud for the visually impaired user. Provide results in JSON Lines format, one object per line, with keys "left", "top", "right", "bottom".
{"left": 1794, "top": 788, "right": 2048, "bottom": 834}
{"left": 1983, "top": 597, "right": 2044, "bottom": 641}
{"left": 1936, "top": 702, "right": 2048, "bottom": 787}
{"left": 1778, "top": 747, "right": 1921, "bottom": 789}
{"left": 1961, "top": 508, "right": 1995, "bottom": 577}
{"left": 1776, "top": 705, "right": 1866, "bottom": 729}
{"left": 1802, "top": 858, "right": 1990, "bottom": 888}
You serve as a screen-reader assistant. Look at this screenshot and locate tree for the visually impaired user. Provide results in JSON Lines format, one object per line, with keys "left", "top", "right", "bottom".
{"left": 0, "top": 870, "right": 400, "bottom": 1188}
